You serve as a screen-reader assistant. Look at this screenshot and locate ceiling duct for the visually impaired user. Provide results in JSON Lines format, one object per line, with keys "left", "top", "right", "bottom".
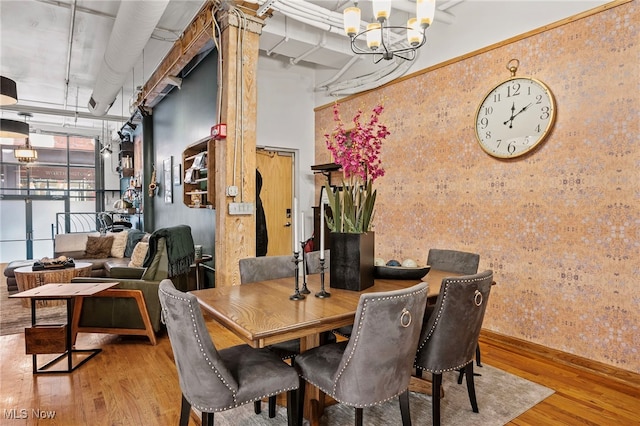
{"left": 88, "top": 0, "right": 170, "bottom": 116}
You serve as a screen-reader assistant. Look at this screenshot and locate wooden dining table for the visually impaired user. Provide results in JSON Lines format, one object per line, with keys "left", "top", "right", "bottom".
{"left": 191, "top": 269, "right": 459, "bottom": 425}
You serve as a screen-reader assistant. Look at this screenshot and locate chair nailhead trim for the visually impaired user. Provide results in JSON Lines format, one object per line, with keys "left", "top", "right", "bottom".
{"left": 330, "top": 286, "right": 428, "bottom": 404}
{"left": 303, "top": 374, "right": 407, "bottom": 408}
{"left": 414, "top": 273, "right": 493, "bottom": 372}
{"left": 161, "top": 287, "right": 298, "bottom": 413}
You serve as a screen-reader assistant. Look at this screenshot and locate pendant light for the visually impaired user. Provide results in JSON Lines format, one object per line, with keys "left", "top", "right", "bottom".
{"left": 0, "top": 76, "right": 30, "bottom": 139}
{"left": 12, "top": 112, "right": 37, "bottom": 164}
{"left": 1, "top": 76, "right": 19, "bottom": 105}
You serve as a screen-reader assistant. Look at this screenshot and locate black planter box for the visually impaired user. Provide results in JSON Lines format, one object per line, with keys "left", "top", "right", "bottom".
{"left": 329, "top": 231, "right": 375, "bottom": 291}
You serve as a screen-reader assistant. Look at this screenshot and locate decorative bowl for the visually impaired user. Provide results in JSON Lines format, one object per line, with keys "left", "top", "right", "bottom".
{"left": 374, "top": 265, "right": 431, "bottom": 280}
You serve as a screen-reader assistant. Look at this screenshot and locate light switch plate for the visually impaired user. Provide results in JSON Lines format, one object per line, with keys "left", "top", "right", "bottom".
{"left": 228, "top": 202, "right": 254, "bottom": 215}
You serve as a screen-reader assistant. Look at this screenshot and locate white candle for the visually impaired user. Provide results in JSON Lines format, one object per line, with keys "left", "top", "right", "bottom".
{"left": 293, "top": 198, "right": 299, "bottom": 254}
{"left": 319, "top": 203, "right": 325, "bottom": 259}
{"left": 300, "top": 210, "right": 305, "bottom": 247}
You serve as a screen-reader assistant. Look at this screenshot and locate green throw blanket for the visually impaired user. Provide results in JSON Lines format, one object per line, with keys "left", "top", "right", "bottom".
{"left": 143, "top": 225, "right": 195, "bottom": 277}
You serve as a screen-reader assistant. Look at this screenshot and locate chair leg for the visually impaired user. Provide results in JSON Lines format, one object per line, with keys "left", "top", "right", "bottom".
{"left": 465, "top": 362, "right": 479, "bottom": 413}
{"left": 286, "top": 389, "right": 298, "bottom": 426}
{"left": 254, "top": 400, "right": 261, "bottom": 414}
{"left": 432, "top": 373, "right": 442, "bottom": 426}
{"left": 458, "top": 345, "right": 483, "bottom": 384}
{"left": 201, "top": 411, "right": 214, "bottom": 426}
{"left": 180, "top": 395, "right": 191, "bottom": 426}
{"left": 399, "top": 389, "right": 411, "bottom": 426}
{"left": 355, "top": 407, "right": 363, "bottom": 426}
{"left": 297, "top": 377, "right": 306, "bottom": 426}
{"left": 415, "top": 367, "right": 422, "bottom": 379}
{"left": 268, "top": 395, "right": 276, "bottom": 418}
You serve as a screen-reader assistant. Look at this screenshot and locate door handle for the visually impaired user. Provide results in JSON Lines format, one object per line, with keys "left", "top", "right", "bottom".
{"left": 284, "top": 222, "right": 291, "bottom": 227}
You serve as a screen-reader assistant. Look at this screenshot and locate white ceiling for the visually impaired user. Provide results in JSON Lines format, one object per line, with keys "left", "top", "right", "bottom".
{"left": 0, "top": 0, "right": 610, "bottom": 138}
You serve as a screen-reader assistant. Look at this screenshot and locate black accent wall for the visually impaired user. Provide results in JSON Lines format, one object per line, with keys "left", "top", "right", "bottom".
{"left": 151, "top": 49, "right": 218, "bottom": 279}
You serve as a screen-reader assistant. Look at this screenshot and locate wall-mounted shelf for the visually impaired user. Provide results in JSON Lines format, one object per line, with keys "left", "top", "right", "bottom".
{"left": 183, "top": 136, "right": 215, "bottom": 208}
{"left": 118, "top": 140, "right": 134, "bottom": 178}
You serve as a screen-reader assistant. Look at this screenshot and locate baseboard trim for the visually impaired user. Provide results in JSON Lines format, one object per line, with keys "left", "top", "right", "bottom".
{"left": 480, "top": 329, "right": 640, "bottom": 389}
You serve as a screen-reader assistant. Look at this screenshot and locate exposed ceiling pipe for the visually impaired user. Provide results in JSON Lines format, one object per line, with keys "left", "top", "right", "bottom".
{"left": 273, "top": 3, "right": 345, "bottom": 37}
{"left": 88, "top": 0, "right": 170, "bottom": 116}
{"left": 327, "top": 60, "right": 414, "bottom": 96}
{"left": 288, "top": 35, "right": 326, "bottom": 67}
{"left": 261, "top": 14, "right": 353, "bottom": 57}
{"left": 315, "top": 55, "right": 363, "bottom": 91}
{"left": 63, "top": 0, "right": 77, "bottom": 111}
{"left": 266, "top": 36, "right": 289, "bottom": 56}
{"left": 2, "top": 103, "right": 126, "bottom": 122}
{"left": 274, "top": 0, "right": 344, "bottom": 27}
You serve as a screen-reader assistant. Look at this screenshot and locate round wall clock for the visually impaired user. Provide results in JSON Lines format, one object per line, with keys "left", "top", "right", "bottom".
{"left": 474, "top": 59, "right": 556, "bottom": 158}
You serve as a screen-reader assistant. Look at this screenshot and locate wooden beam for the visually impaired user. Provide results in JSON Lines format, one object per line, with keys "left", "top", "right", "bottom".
{"left": 133, "top": 3, "right": 216, "bottom": 108}
{"left": 214, "top": 9, "right": 264, "bottom": 287}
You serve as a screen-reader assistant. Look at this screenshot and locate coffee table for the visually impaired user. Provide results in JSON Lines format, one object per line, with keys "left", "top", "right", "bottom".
{"left": 10, "top": 282, "right": 118, "bottom": 374}
{"left": 14, "top": 262, "right": 93, "bottom": 308}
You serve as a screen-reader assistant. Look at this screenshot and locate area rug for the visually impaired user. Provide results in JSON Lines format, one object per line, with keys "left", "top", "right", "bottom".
{"left": 0, "top": 284, "right": 67, "bottom": 336}
{"left": 200, "top": 364, "right": 554, "bottom": 425}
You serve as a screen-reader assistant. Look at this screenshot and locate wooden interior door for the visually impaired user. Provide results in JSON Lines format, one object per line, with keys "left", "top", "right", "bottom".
{"left": 256, "top": 149, "right": 293, "bottom": 256}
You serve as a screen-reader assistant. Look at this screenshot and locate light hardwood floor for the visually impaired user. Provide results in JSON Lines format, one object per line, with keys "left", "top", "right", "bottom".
{"left": 1, "top": 319, "right": 638, "bottom": 425}
{"left": 0, "top": 261, "right": 638, "bottom": 425}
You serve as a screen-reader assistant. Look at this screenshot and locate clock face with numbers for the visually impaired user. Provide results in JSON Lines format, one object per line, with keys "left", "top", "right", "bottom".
{"left": 475, "top": 77, "right": 556, "bottom": 158}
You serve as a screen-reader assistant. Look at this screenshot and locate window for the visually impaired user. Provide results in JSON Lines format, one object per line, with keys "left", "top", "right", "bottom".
{"left": 0, "top": 133, "right": 96, "bottom": 200}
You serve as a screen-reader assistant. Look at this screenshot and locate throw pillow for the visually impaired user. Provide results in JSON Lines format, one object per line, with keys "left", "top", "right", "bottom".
{"left": 108, "top": 230, "right": 129, "bottom": 258}
{"left": 124, "top": 229, "right": 147, "bottom": 258}
{"left": 128, "top": 242, "right": 149, "bottom": 268}
{"left": 85, "top": 236, "right": 114, "bottom": 258}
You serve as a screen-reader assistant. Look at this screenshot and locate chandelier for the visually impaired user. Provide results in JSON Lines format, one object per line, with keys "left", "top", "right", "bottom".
{"left": 14, "top": 112, "right": 37, "bottom": 164}
{"left": 343, "top": 0, "right": 436, "bottom": 63}
{"left": 14, "top": 137, "right": 38, "bottom": 163}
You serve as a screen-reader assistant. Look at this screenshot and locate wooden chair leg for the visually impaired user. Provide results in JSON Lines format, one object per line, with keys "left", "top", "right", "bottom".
{"left": 297, "top": 377, "right": 306, "bottom": 426}
{"left": 465, "top": 362, "right": 479, "bottom": 413}
{"left": 355, "top": 407, "right": 363, "bottom": 426}
{"left": 268, "top": 395, "right": 276, "bottom": 418}
{"left": 180, "top": 395, "right": 191, "bottom": 426}
{"left": 399, "top": 389, "right": 411, "bottom": 426}
{"left": 458, "top": 345, "right": 483, "bottom": 384}
{"left": 476, "top": 344, "right": 483, "bottom": 367}
{"left": 254, "top": 400, "right": 261, "bottom": 414}
{"left": 432, "top": 373, "right": 442, "bottom": 426}
{"left": 286, "top": 389, "right": 297, "bottom": 426}
{"left": 201, "top": 411, "right": 214, "bottom": 426}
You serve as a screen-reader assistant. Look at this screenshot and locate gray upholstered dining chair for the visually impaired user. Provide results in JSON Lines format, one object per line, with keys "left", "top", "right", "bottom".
{"left": 426, "top": 248, "right": 483, "bottom": 376}
{"left": 239, "top": 254, "right": 297, "bottom": 284}
{"left": 158, "top": 280, "right": 299, "bottom": 426}
{"left": 295, "top": 282, "right": 429, "bottom": 426}
{"left": 426, "top": 248, "right": 480, "bottom": 275}
{"left": 239, "top": 255, "right": 335, "bottom": 417}
{"left": 413, "top": 270, "right": 494, "bottom": 426}
{"left": 304, "top": 250, "right": 330, "bottom": 274}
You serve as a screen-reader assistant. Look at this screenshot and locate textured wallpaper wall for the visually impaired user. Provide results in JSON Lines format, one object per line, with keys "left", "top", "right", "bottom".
{"left": 314, "top": 1, "right": 638, "bottom": 373}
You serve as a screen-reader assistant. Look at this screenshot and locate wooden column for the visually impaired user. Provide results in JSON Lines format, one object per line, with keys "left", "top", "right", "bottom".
{"left": 214, "top": 9, "right": 264, "bottom": 287}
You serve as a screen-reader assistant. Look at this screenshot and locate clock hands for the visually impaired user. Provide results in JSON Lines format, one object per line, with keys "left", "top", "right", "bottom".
{"left": 503, "top": 102, "right": 533, "bottom": 128}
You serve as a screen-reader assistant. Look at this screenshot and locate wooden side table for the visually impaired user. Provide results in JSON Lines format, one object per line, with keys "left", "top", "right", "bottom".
{"left": 192, "top": 254, "right": 213, "bottom": 290}
{"left": 10, "top": 282, "right": 118, "bottom": 374}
